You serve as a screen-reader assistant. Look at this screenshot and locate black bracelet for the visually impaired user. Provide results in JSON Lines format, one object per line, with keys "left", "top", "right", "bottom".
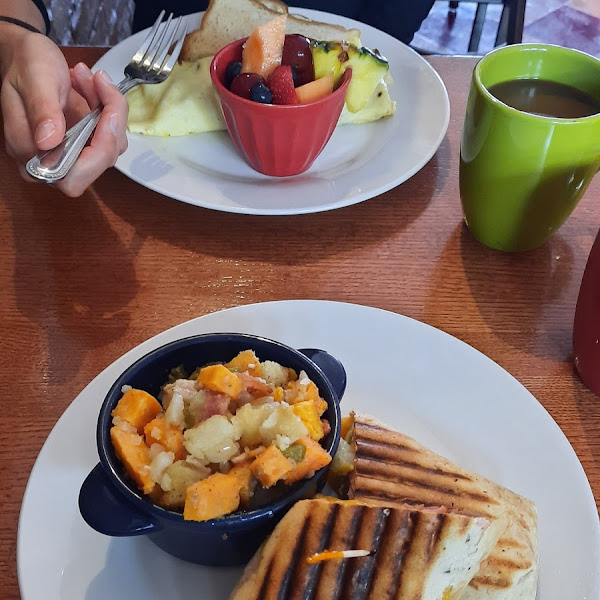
{"left": 0, "top": 16, "right": 44, "bottom": 35}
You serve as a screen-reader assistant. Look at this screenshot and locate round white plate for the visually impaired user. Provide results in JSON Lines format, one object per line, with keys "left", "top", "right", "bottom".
{"left": 18, "top": 301, "right": 600, "bottom": 600}
{"left": 93, "top": 10, "right": 450, "bottom": 215}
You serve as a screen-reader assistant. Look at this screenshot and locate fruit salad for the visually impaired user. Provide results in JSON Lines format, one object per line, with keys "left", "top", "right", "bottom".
{"left": 225, "top": 13, "right": 390, "bottom": 110}
{"left": 109, "top": 349, "right": 333, "bottom": 522}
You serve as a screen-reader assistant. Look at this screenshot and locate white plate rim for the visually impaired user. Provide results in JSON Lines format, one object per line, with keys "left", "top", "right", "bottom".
{"left": 17, "top": 300, "right": 600, "bottom": 600}
{"left": 93, "top": 10, "right": 450, "bottom": 216}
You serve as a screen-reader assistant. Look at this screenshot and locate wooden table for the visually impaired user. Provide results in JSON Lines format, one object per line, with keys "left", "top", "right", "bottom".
{"left": 1, "top": 48, "right": 598, "bottom": 599}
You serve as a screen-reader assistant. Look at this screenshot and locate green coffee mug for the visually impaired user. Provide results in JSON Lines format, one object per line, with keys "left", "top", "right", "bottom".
{"left": 460, "top": 44, "right": 600, "bottom": 252}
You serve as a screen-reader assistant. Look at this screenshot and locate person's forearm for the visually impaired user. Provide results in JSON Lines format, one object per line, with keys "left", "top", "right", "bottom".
{"left": 0, "top": 0, "right": 47, "bottom": 78}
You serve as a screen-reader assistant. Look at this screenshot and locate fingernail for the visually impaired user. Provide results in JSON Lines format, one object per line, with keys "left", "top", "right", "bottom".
{"left": 98, "top": 70, "right": 112, "bottom": 84}
{"left": 35, "top": 119, "right": 56, "bottom": 143}
{"left": 74, "top": 62, "right": 92, "bottom": 79}
{"left": 109, "top": 112, "right": 119, "bottom": 137}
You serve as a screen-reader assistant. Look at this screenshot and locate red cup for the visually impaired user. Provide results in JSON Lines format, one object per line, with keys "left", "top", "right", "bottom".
{"left": 573, "top": 228, "right": 600, "bottom": 396}
{"left": 210, "top": 38, "right": 351, "bottom": 177}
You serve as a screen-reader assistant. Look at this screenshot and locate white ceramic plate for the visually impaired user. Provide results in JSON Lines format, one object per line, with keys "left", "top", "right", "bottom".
{"left": 17, "top": 301, "right": 600, "bottom": 599}
{"left": 93, "top": 10, "right": 449, "bottom": 215}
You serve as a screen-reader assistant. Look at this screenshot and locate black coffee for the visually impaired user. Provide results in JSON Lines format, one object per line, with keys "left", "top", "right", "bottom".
{"left": 488, "top": 79, "right": 600, "bottom": 118}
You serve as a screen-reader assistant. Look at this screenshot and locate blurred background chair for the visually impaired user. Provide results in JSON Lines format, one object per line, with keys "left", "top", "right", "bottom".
{"left": 450, "top": 0, "right": 526, "bottom": 52}
{"left": 44, "top": 0, "right": 134, "bottom": 46}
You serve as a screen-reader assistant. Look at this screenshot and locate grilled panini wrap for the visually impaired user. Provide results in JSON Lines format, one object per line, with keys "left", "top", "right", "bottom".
{"left": 230, "top": 497, "right": 506, "bottom": 600}
{"left": 347, "top": 414, "right": 538, "bottom": 600}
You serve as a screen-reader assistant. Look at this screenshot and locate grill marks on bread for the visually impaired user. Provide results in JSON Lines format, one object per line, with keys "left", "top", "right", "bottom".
{"left": 234, "top": 499, "right": 461, "bottom": 600}
{"left": 348, "top": 414, "right": 539, "bottom": 600}
{"left": 352, "top": 426, "right": 499, "bottom": 516}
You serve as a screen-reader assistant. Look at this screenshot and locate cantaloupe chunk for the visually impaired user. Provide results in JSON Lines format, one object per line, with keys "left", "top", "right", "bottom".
{"left": 226, "top": 349, "right": 263, "bottom": 378}
{"left": 197, "top": 364, "right": 242, "bottom": 398}
{"left": 292, "top": 400, "right": 324, "bottom": 441}
{"left": 111, "top": 388, "right": 162, "bottom": 433}
{"left": 295, "top": 73, "right": 334, "bottom": 104}
{"left": 183, "top": 471, "right": 241, "bottom": 521}
{"left": 251, "top": 444, "right": 293, "bottom": 487}
{"left": 110, "top": 426, "right": 155, "bottom": 494}
{"left": 284, "top": 435, "right": 332, "bottom": 484}
{"left": 241, "top": 13, "right": 287, "bottom": 79}
{"left": 144, "top": 416, "right": 187, "bottom": 460}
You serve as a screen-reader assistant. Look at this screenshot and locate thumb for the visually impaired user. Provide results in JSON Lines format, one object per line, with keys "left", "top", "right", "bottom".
{"left": 19, "top": 70, "right": 68, "bottom": 151}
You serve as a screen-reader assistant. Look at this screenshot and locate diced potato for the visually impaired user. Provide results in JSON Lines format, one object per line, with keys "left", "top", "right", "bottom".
{"left": 154, "top": 460, "right": 211, "bottom": 509}
{"left": 110, "top": 425, "right": 155, "bottom": 494}
{"left": 259, "top": 404, "right": 308, "bottom": 448}
{"left": 197, "top": 364, "right": 242, "bottom": 398}
{"left": 271, "top": 387, "right": 285, "bottom": 402}
{"left": 226, "top": 349, "right": 263, "bottom": 378}
{"left": 228, "top": 463, "right": 256, "bottom": 507}
{"left": 164, "top": 391, "right": 185, "bottom": 428}
{"left": 292, "top": 400, "right": 324, "bottom": 441}
{"left": 111, "top": 388, "right": 162, "bottom": 433}
{"left": 183, "top": 414, "right": 240, "bottom": 464}
{"left": 144, "top": 416, "right": 187, "bottom": 460}
{"left": 149, "top": 450, "right": 175, "bottom": 484}
{"left": 261, "top": 360, "right": 295, "bottom": 387}
{"left": 231, "top": 403, "right": 276, "bottom": 449}
{"left": 329, "top": 437, "right": 354, "bottom": 478}
{"left": 183, "top": 472, "right": 241, "bottom": 521}
{"left": 284, "top": 435, "right": 332, "bottom": 484}
{"left": 251, "top": 445, "right": 293, "bottom": 487}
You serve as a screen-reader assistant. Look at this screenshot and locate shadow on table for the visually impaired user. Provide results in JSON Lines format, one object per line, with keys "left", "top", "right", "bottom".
{"left": 571, "top": 374, "right": 600, "bottom": 481}
{"left": 6, "top": 180, "right": 137, "bottom": 382}
{"left": 423, "top": 221, "right": 574, "bottom": 360}
{"left": 94, "top": 145, "right": 446, "bottom": 266}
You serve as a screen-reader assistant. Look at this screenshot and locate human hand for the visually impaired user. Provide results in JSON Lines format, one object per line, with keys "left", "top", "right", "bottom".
{"left": 1, "top": 30, "right": 128, "bottom": 196}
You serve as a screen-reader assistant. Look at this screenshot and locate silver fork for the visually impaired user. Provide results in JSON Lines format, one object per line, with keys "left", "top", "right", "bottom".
{"left": 26, "top": 11, "right": 188, "bottom": 183}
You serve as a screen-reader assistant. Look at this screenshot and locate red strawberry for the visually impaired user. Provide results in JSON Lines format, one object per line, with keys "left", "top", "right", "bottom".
{"left": 267, "top": 65, "right": 299, "bottom": 105}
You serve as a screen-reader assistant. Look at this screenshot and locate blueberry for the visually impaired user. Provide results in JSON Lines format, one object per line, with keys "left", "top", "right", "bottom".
{"left": 290, "top": 66, "right": 298, "bottom": 87}
{"left": 251, "top": 83, "right": 273, "bottom": 104}
{"left": 225, "top": 61, "right": 242, "bottom": 88}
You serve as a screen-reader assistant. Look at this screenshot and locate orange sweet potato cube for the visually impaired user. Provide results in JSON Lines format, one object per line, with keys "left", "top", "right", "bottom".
{"left": 183, "top": 472, "right": 241, "bottom": 521}
{"left": 340, "top": 415, "right": 353, "bottom": 440}
{"left": 111, "top": 388, "right": 162, "bottom": 433}
{"left": 228, "top": 463, "right": 255, "bottom": 507}
{"left": 144, "top": 416, "right": 187, "bottom": 460}
{"left": 284, "top": 436, "right": 332, "bottom": 484}
{"left": 251, "top": 445, "right": 293, "bottom": 488}
{"left": 110, "top": 426, "right": 155, "bottom": 494}
{"left": 292, "top": 400, "right": 325, "bottom": 441}
{"left": 197, "top": 364, "right": 243, "bottom": 398}
{"left": 226, "top": 349, "right": 263, "bottom": 378}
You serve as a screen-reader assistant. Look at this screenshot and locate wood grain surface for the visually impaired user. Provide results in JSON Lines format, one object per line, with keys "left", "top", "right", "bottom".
{"left": 0, "top": 48, "right": 598, "bottom": 599}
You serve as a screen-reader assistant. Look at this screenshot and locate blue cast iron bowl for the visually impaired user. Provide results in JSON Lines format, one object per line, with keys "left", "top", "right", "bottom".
{"left": 79, "top": 333, "right": 346, "bottom": 566}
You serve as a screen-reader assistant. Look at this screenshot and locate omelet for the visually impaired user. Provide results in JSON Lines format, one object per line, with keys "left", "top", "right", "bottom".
{"left": 126, "top": 57, "right": 395, "bottom": 137}
{"left": 126, "top": 57, "right": 224, "bottom": 136}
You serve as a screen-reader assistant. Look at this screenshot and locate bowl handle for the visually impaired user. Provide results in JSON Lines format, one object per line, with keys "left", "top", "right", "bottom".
{"left": 79, "top": 463, "right": 159, "bottom": 536}
{"left": 299, "top": 348, "right": 347, "bottom": 401}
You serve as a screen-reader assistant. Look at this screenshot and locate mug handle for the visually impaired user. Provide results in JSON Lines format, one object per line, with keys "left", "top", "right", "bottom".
{"left": 79, "top": 463, "right": 159, "bottom": 536}
{"left": 299, "top": 348, "right": 347, "bottom": 401}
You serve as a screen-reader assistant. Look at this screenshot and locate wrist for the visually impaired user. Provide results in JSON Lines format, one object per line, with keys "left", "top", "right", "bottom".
{"left": 0, "top": 22, "right": 33, "bottom": 79}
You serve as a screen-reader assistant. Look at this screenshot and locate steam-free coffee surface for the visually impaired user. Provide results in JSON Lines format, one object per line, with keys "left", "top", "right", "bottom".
{"left": 488, "top": 79, "right": 600, "bottom": 118}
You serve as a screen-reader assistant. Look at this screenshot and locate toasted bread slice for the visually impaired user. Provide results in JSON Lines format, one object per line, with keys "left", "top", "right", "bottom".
{"left": 181, "top": 0, "right": 287, "bottom": 61}
{"left": 347, "top": 413, "right": 539, "bottom": 600}
{"left": 230, "top": 497, "right": 507, "bottom": 600}
{"left": 180, "top": 0, "right": 361, "bottom": 61}
{"left": 285, "top": 12, "right": 361, "bottom": 45}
